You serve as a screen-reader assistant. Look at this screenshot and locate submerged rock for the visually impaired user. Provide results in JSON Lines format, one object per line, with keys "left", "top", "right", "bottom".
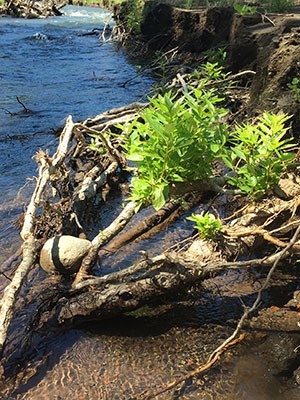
{"left": 40, "top": 235, "right": 92, "bottom": 275}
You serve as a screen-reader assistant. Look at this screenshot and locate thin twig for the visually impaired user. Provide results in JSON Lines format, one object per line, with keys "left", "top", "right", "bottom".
{"left": 16, "top": 96, "right": 30, "bottom": 113}
{"left": 207, "top": 224, "right": 300, "bottom": 363}
{"left": 139, "top": 334, "right": 245, "bottom": 399}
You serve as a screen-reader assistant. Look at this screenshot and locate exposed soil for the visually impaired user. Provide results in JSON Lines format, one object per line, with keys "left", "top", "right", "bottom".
{"left": 115, "top": 1, "right": 300, "bottom": 134}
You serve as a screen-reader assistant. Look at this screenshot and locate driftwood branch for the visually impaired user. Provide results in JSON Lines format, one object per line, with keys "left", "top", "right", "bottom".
{"left": 74, "top": 161, "right": 118, "bottom": 202}
{"left": 46, "top": 240, "right": 293, "bottom": 327}
{"left": 82, "top": 102, "right": 147, "bottom": 127}
{"left": 0, "top": 116, "right": 74, "bottom": 359}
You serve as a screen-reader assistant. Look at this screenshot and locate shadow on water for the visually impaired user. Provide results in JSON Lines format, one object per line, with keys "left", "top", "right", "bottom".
{"left": 3, "top": 258, "right": 300, "bottom": 399}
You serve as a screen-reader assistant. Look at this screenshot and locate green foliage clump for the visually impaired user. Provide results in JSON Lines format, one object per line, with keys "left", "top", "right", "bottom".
{"left": 234, "top": 3, "right": 257, "bottom": 15}
{"left": 125, "top": 0, "right": 144, "bottom": 35}
{"left": 187, "top": 212, "right": 222, "bottom": 239}
{"left": 202, "top": 48, "right": 228, "bottom": 67}
{"left": 121, "top": 85, "right": 228, "bottom": 210}
{"left": 288, "top": 77, "right": 300, "bottom": 101}
{"left": 111, "top": 64, "right": 295, "bottom": 210}
{"left": 192, "top": 62, "right": 229, "bottom": 82}
{"left": 224, "top": 113, "right": 294, "bottom": 198}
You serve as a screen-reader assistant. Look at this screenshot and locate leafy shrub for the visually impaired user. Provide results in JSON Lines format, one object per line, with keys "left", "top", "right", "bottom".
{"left": 128, "top": 1, "right": 144, "bottom": 34}
{"left": 234, "top": 4, "right": 257, "bottom": 15}
{"left": 187, "top": 212, "right": 222, "bottom": 239}
{"left": 224, "top": 113, "right": 295, "bottom": 198}
{"left": 202, "top": 48, "right": 228, "bottom": 67}
{"left": 112, "top": 64, "right": 295, "bottom": 210}
{"left": 120, "top": 85, "right": 228, "bottom": 210}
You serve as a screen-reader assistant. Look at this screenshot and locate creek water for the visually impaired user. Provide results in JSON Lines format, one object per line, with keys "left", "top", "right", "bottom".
{"left": 0, "top": 5, "right": 152, "bottom": 263}
{"left": 1, "top": 6, "right": 300, "bottom": 400}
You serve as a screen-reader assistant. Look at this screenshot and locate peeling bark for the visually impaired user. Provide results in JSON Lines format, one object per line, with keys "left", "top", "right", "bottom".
{"left": 0, "top": 116, "right": 74, "bottom": 357}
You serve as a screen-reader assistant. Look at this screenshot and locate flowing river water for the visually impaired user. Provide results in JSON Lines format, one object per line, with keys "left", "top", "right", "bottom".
{"left": 0, "top": 5, "right": 153, "bottom": 264}
{"left": 1, "top": 5, "right": 300, "bottom": 400}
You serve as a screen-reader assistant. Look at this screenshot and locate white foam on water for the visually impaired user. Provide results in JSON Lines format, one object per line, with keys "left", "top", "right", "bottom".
{"left": 60, "top": 5, "right": 114, "bottom": 26}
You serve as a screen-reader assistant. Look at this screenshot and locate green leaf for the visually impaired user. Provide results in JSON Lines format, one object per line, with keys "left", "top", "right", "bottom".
{"left": 127, "top": 153, "right": 144, "bottom": 162}
{"left": 152, "top": 184, "right": 169, "bottom": 210}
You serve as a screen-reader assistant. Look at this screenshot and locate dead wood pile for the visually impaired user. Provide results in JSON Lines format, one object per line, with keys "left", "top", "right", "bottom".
{"left": 2, "top": 0, "right": 67, "bottom": 18}
{"left": 0, "top": 75, "right": 300, "bottom": 381}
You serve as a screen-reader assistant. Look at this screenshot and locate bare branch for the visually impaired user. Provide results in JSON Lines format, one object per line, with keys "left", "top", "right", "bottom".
{"left": 0, "top": 116, "right": 74, "bottom": 359}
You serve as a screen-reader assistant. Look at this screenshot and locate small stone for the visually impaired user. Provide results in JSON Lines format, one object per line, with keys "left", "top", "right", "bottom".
{"left": 187, "top": 239, "right": 219, "bottom": 261}
{"left": 274, "top": 173, "right": 300, "bottom": 199}
{"left": 40, "top": 235, "right": 92, "bottom": 275}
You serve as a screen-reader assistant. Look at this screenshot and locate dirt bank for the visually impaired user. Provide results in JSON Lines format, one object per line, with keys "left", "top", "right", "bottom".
{"left": 115, "top": 1, "right": 300, "bottom": 133}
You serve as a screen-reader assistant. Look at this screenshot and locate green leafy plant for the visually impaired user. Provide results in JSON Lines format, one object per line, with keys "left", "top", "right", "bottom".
{"left": 152, "top": 50, "right": 172, "bottom": 84}
{"left": 224, "top": 113, "right": 295, "bottom": 198}
{"left": 288, "top": 77, "right": 300, "bottom": 101}
{"left": 203, "top": 47, "right": 228, "bottom": 67}
{"left": 201, "top": 62, "right": 229, "bottom": 81}
{"left": 187, "top": 212, "right": 222, "bottom": 239}
{"left": 126, "top": 0, "right": 144, "bottom": 35}
{"left": 234, "top": 3, "right": 257, "bottom": 15}
{"left": 109, "top": 63, "right": 296, "bottom": 210}
{"left": 189, "top": 62, "right": 232, "bottom": 96}
{"left": 119, "top": 84, "right": 228, "bottom": 210}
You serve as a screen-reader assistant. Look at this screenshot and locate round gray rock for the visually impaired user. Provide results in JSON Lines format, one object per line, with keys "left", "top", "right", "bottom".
{"left": 40, "top": 235, "right": 92, "bottom": 275}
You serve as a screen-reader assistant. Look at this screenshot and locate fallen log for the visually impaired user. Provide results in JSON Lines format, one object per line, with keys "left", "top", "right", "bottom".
{"left": 35, "top": 241, "right": 293, "bottom": 329}
{"left": 100, "top": 197, "right": 186, "bottom": 253}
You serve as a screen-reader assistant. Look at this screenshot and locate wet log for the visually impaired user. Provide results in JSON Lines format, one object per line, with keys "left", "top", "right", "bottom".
{"left": 100, "top": 193, "right": 202, "bottom": 254}
{"left": 100, "top": 197, "right": 185, "bottom": 253}
{"left": 35, "top": 243, "right": 286, "bottom": 329}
